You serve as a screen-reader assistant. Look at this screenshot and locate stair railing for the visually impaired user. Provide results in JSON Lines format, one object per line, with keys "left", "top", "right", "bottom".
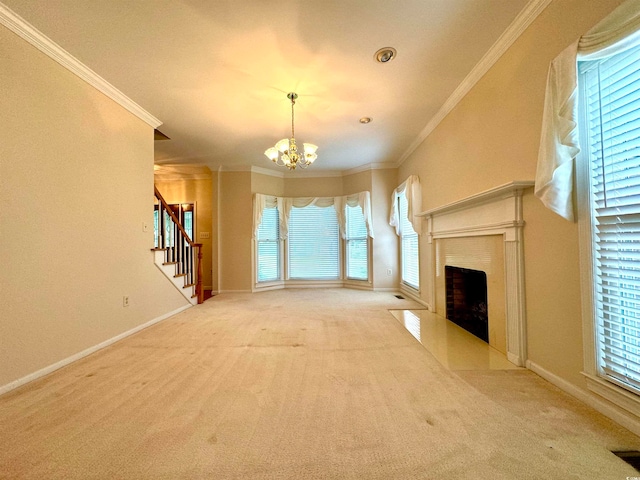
{"left": 153, "top": 186, "right": 203, "bottom": 304}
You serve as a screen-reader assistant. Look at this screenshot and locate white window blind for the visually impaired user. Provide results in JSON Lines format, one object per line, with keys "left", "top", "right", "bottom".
{"left": 257, "top": 206, "right": 280, "bottom": 282}
{"left": 288, "top": 204, "right": 339, "bottom": 280}
{"left": 399, "top": 191, "right": 419, "bottom": 289}
{"left": 582, "top": 43, "right": 640, "bottom": 393}
{"left": 346, "top": 204, "right": 368, "bottom": 280}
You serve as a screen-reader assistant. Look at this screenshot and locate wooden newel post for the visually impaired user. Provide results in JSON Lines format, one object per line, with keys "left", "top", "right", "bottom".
{"left": 195, "top": 243, "right": 204, "bottom": 304}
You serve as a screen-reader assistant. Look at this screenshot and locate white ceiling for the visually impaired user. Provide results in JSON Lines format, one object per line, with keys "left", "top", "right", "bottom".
{"left": 4, "top": 0, "right": 532, "bottom": 173}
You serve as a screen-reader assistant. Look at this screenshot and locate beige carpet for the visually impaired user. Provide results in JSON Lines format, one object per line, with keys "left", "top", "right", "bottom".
{"left": 1, "top": 289, "right": 639, "bottom": 479}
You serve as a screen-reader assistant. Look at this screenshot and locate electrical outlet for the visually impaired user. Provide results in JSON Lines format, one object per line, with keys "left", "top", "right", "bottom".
{"left": 123, "top": 296, "right": 130, "bottom": 307}
{"left": 386, "top": 268, "right": 392, "bottom": 276}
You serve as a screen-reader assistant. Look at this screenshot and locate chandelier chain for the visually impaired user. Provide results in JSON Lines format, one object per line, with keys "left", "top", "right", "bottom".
{"left": 291, "top": 97, "right": 295, "bottom": 138}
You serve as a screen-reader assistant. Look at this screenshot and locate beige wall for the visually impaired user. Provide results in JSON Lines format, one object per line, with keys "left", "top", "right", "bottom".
{"left": 283, "top": 175, "right": 344, "bottom": 197}
{"left": 371, "top": 169, "right": 399, "bottom": 290}
{"left": 154, "top": 177, "right": 215, "bottom": 290}
{"left": 219, "top": 171, "right": 253, "bottom": 291}
{"left": 342, "top": 170, "right": 371, "bottom": 194}
{"left": 0, "top": 25, "right": 188, "bottom": 388}
{"left": 251, "top": 171, "right": 284, "bottom": 196}
{"left": 397, "top": 0, "right": 624, "bottom": 390}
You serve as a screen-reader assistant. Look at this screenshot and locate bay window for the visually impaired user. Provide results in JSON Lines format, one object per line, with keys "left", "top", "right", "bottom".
{"left": 253, "top": 192, "right": 373, "bottom": 287}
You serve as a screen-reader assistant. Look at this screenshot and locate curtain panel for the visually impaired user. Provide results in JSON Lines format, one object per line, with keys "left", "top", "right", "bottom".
{"left": 389, "top": 175, "right": 422, "bottom": 235}
{"left": 253, "top": 191, "right": 374, "bottom": 240}
{"left": 535, "top": 0, "right": 640, "bottom": 221}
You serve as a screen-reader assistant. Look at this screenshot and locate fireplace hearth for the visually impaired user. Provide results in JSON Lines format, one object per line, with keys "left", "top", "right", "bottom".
{"left": 445, "top": 266, "right": 488, "bottom": 342}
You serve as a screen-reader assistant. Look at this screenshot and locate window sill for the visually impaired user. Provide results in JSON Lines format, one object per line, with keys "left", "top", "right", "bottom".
{"left": 400, "top": 282, "right": 420, "bottom": 295}
{"left": 583, "top": 372, "right": 640, "bottom": 418}
{"left": 253, "top": 280, "right": 284, "bottom": 292}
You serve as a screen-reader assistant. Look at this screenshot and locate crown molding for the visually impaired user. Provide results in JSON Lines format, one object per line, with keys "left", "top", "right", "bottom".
{"left": 154, "top": 174, "right": 212, "bottom": 181}
{"left": 250, "top": 166, "right": 285, "bottom": 178}
{"left": 222, "top": 165, "right": 349, "bottom": 178}
{"left": 219, "top": 165, "right": 253, "bottom": 173}
{"left": 283, "top": 169, "right": 344, "bottom": 178}
{"left": 343, "top": 162, "right": 397, "bottom": 176}
{"left": 153, "top": 164, "right": 212, "bottom": 181}
{"left": 0, "top": 3, "right": 161, "bottom": 128}
{"left": 396, "top": 0, "right": 552, "bottom": 167}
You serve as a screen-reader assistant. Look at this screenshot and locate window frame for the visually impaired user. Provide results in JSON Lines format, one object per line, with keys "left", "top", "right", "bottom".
{"left": 345, "top": 204, "right": 370, "bottom": 283}
{"left": 255, "top": 205, "right": 282, "bottom": 285}
{"left": 577, "top": 48, "right": 640, "bottom": 414}
{"left": 287, "top": 204, "right": 341, "bottom": 281}
{"left": 398, "top": 191, "right": 420, "bottom": 292}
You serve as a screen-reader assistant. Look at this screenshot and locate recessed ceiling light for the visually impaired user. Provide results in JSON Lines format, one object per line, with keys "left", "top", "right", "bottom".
{"left": 374, "top": 47, "right": 397, "bottom": 63}
{"left": 359, "top": 117, "right": 372, "bottom": 124}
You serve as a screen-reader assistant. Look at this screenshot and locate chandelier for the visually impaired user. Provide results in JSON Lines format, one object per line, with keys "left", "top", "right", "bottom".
{"left": 264, "top": 92, "right": 318, "bottom": 170}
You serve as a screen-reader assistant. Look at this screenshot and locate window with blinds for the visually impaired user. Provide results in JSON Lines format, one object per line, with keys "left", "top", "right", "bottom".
{"left": 346, "top": 204, "right": 368, "bottom": 280}
{"left": 581, "top": 43, "right": 640, "bottom": 393}
{"left": 256, "top": 206, "right": 280, "bottom": 282}
{"left": 399, "top": 191, "right": 419, "bottom": 289}
{"left": 288, "top": 205, "right": 340, "bottom": 280}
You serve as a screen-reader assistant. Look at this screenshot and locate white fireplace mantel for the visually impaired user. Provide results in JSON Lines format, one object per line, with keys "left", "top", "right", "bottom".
{"left": 418, "top": 181, "right": 534, "bottom": 242}
{"left": 417, "top": 181, "right": 534, "bottom": 366}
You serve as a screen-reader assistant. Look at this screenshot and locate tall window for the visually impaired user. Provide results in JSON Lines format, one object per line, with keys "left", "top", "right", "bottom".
{"left": 256, "top": 206, "right": 280, "bottom": 282}
{"left": 580, "top": 42, "right": 640, "bottom": 394}
{"left": 345, "top": 204, "right": 368, "bottom": 280}
{"left": 398, "top": 191, "right": 419, "bottom": 289}
{"left": 288, "top": 205, "right": 340, "bottom": 280}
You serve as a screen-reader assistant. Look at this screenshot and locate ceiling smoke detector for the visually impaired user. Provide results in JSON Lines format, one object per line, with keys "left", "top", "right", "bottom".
{"left": 374, "top": 47, "right": 397, "bottom": 63}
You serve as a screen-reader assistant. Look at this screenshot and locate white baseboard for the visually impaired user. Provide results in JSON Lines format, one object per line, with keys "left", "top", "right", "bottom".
{"left": 252, "top": 284, "right": 284, "bottom": 293}
{"left": 218, "top": 289, "right": 253, "bottom": 294}
{"left": 526, "top": 360, "right": 640, "bottom": 437}
{"left": 0, "top": 305, "right": 191, "bottom": 397}
{"left": 344, "top": 283, "right": 373, "bottom": 292}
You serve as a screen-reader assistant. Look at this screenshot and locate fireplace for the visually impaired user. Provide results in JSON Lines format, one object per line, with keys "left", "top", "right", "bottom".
{"left": 418, "top": 181, "right": 533, "bottom": 366}
{"left": 445, "top": 266, "right": 488, "bottom": 342}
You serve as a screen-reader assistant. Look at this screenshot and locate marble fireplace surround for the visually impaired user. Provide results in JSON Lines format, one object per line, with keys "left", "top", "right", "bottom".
{"left": 418, "top": 181, "right": 534, "bottom": 367}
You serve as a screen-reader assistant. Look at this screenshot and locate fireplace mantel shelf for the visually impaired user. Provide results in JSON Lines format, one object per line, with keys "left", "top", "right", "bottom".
{"left": 417, "top": 181, "right": 534, "bottom": 218}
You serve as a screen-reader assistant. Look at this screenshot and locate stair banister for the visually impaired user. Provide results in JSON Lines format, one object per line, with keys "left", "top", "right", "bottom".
{"left": 154, "top": 186, "right": 204, "bottom": 304}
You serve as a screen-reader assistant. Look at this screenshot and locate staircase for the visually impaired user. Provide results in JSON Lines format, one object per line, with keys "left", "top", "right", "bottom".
{"left": 152, "top": 186, "right": 203, "bottom": 305}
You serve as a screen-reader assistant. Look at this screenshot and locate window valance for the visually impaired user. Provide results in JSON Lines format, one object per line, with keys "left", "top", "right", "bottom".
{"left": 253, "top": 191, "right": 374, "bottom": 240}
{"left": 389, "top": 175, "right": 422, "bottom": 235}
{"left": 535, "top": 0, "right": 640, "bottom": 221}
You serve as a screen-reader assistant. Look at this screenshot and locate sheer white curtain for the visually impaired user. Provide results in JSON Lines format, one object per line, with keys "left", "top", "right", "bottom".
{"left": 253, "top": 193, "right": 279, "bottom": 238}
{"left": 389, "top": 175, "right": 422, "bottom": 235}
{"left": 535, "top": 0, "right": 640, "bottom": 221}
{"left": 253, "top": 191, "right": 374, "bottom": 239}
{"left": 337, "top": 192, "right": 374, "bottom": 239}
